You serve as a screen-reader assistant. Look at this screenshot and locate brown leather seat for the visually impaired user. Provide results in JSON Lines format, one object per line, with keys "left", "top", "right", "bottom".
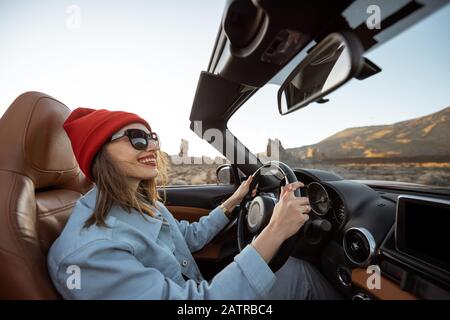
{"left": 0, "top": 92, "right": 94, "bottom": 299}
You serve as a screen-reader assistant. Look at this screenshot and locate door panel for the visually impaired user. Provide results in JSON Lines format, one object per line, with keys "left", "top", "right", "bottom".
{"left": 165, "top": 206, "right": 211, "bottom": 223}
{"left": 161, "top": 184, "right": 237, "bottom": 208}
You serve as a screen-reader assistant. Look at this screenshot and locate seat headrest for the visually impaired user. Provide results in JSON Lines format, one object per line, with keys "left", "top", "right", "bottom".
{"left": 0, "top": 92, "right": 79, "bottom": 189}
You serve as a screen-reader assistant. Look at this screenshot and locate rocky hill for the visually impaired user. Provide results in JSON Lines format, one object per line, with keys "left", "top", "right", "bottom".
{"left": 284, "top": 106, "right": 450, "bottom": 161}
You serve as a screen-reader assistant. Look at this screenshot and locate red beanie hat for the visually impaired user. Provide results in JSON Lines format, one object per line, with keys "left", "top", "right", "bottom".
{"left": 63, "top": 107, "right": 151, "bottom": 182}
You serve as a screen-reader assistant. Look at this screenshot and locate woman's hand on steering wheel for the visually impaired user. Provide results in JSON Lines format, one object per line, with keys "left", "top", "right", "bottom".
{"left": 237, "top": 161, "right": 311, "bottom": 271}
{"left": 221, "top": 175, "right": 258, "bottom": 215}
{"left": 250, "top": 181, "right": 311, "bottom": 264}
{"left": 232, "top": 175, "right": 258, "bottom": 201}
{"left": 269, "top": 182, "right": 311, "bottom": 240}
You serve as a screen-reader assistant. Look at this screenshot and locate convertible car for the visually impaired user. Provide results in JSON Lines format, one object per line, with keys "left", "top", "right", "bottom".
{"left": 0, "top": 0, "right": 449, "bottom": 300}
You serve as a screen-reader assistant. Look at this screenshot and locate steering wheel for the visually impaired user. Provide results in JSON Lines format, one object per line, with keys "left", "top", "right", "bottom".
{"left": 237, "top": 161, "right": 303, "bottom": 272}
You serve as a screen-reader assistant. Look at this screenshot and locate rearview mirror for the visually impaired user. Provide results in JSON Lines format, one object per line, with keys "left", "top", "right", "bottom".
{"left": 278, "top": 32, "right": 364, "bottom": 115}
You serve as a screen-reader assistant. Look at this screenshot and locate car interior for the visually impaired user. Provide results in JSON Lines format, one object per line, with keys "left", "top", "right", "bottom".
{"left": 0, "top": 0, "right": 449, "bottom": 300}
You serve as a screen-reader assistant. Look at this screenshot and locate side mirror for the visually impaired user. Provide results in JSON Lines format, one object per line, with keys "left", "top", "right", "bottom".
{"left": 216, "top": 164, "right": 236, "bottom": 185}
{"left": 278, "top": 31, "right": 364, "bottom": 115}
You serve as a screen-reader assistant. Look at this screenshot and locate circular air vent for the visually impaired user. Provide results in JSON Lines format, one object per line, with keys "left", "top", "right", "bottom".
{"left": 343, "top": 227, "right": 376, "bottom": 266}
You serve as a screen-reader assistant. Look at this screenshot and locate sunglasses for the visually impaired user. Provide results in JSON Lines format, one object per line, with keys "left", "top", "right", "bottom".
{"left": 110, "top": 129, "right": 160, "bottom": 151}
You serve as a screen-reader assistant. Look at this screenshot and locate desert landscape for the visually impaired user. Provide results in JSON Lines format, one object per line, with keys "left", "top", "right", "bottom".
{"left": 165, "top": 107, "right": 450, "bottom": 187}
{"left": 167, "top": 161, "right": 226, "bottom": 185}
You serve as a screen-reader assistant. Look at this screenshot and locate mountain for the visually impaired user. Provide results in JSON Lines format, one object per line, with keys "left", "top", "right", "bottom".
{"left": 265, "top": 107, "right": 450, "bottom": 162}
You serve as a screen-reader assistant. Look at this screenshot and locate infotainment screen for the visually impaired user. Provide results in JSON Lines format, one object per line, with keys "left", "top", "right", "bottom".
{"left": 396, "top": 195, "right": 450, "bottom": 272}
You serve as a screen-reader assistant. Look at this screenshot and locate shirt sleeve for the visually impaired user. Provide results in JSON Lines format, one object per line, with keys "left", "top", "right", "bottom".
{"left": 158, "top": 203, "right": 230, "bottom": 252}
{"left": 52, "top": 240, "right": 276, "bottom": 300}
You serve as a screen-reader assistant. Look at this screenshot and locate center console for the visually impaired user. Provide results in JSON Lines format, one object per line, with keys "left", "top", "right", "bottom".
{"left": 378, "top": 195, "right": 450, "bottom": 299}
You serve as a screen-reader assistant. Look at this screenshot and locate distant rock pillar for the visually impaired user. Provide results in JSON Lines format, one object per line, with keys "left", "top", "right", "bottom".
{"left": 179, "top": 139, "right": 189, "bottom": 158}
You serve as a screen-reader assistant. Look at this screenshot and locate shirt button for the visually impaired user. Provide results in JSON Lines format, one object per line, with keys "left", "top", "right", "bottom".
{"left": 182, "top": 259, "right": 188, "bottom": 267}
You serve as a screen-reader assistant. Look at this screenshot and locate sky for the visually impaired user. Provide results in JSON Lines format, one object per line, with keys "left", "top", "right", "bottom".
{"left": 229, "top": 2, "right": 450, "bottom": 153}
{"left": 1, "top": 1, "right": 449, "bottom": 157}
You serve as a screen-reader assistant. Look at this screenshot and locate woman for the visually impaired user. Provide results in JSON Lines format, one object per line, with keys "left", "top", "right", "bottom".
{"left": 47, "top": 107, "right": 339, "bottom": 299}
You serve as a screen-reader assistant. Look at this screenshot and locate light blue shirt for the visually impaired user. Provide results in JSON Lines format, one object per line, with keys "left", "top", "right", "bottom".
{"left": 47, "top": 186, "right": 276, "bottom": 299}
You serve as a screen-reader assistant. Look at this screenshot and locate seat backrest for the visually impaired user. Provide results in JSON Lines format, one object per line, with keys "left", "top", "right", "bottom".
{"left": 0, "top": 92, "right": 94, "bottom": 299}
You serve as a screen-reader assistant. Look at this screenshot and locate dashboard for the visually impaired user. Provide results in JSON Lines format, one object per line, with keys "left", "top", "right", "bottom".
{"left": 287, "top": 168, "right": 450, "bottom": 300}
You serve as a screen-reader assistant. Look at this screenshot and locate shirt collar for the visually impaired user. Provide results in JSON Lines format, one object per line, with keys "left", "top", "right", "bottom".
{"left": 80, "top": 185, "right": 163, "bottom": 240}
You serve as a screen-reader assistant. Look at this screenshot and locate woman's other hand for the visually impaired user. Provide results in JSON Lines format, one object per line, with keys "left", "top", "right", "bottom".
{"left": 232, "top": 175, "right": 256, "bottom": 201}
{"left": 267, "top": 182, "right": 310, "bottom": 239}
{"left": 221, "top": 175, "right": 257, "bottom": 213}
{"left": 251, "top": 181, "right": 310, "bottom": 263}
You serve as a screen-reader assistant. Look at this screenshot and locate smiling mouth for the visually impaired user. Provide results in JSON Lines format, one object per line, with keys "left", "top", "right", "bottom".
{"left": 138, "top": 161, "right": 157, "bottom": 167}
{"left": 137, "top": 157, "right": 157, "bottom": 167}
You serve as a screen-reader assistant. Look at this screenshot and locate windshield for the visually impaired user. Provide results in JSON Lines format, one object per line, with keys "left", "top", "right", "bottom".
{"left": 228, "top": 6, "right": 450, "bottom": 188}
